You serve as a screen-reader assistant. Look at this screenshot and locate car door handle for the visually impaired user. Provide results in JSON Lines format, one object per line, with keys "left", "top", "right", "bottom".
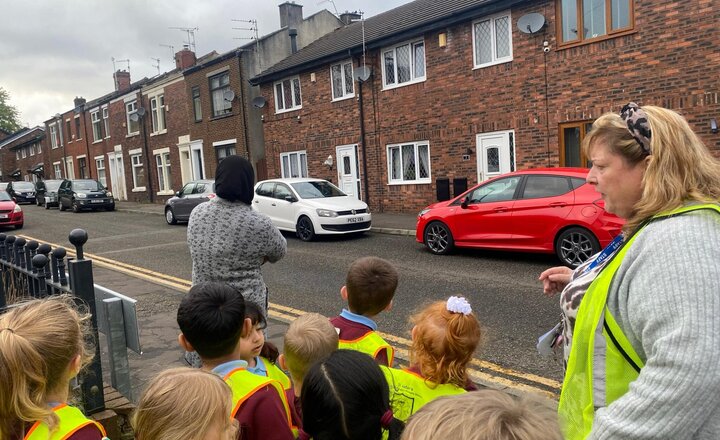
{"left": 493, "top": 207, "right": 508, "bottom": 212}
{"left": 549, "top": 202, "right": 567, "bottom": 207}
{"left": 271, "top": 203, "right": 277, "bottom": 206}
{"left": 254, "top": 200, "right": 259, "bottom": 203}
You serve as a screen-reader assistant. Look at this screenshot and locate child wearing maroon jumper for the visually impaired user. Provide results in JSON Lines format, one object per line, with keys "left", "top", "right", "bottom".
{"left": 177, "top": 282, "right": 293, "bottom": 440}
{"left": 330, "top": 256, "right": 398, "bottom": 366}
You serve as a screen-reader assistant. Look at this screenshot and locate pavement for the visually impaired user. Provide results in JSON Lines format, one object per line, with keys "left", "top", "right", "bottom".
{"left": 94, "top": 201, "right": 419, "bottom": 403}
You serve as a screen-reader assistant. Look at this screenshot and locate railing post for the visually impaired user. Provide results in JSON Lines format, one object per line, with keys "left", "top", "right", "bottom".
{"left": 0, "top": 233, "right": 7, "bottom": 261}
{"left": 32, "top": 254, "right": 49, "bottom": 297}
{"left": 52, "top": 247, "right": 67, "bottom": 285}
{"left": 67, "top": 229, "right": 105, "bottom": 414}
{"left": 14, "top": 237, "right": 26, "bottom": 269}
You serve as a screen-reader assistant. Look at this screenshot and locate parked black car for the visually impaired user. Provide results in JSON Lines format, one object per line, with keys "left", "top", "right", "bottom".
{"left": 7, "top": 181, "right": 37, "bottom": 204}
{"left": 35, "top": 179, "right": 64, "bottom": 209}
{"left": 164, "top": 179, "right": 215, "bottom": 224}
{"left": 58, "top": 179, "right": 115, "bottom": 212}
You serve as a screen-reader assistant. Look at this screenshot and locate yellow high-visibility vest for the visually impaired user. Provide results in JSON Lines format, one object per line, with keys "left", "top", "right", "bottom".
{"left": 339, "top": 331, "right": 395, "bottom": 367}
{"left": 559, "top": 204, "right": 720, "bottom": 439}
{"left": 223, "top": 367, "right": 292, "bottom": 428}
{"left": 381, "top": 366, "right": 466, "bottom": 422}
{"left": 25, "top": 404, "right": 107, "bottom": 440}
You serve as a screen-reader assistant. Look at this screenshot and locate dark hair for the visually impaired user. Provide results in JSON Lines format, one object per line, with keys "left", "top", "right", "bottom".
{"left": 176, "top": 283, "right": 246, "bottom": 359}
{"left": 244, "top": 301, "right": 280, "bottom": 363}
{"left": 301, "top": 350, "right": 404, "bottom": 440}
{"left": 215, "top": 155, "right": 255, "bottom": 204}
{"left": 346, "top": 257, "right": 399, "bottom": 316}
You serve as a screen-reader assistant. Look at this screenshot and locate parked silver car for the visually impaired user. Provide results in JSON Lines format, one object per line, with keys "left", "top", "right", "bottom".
{"left": 164, "top": 179, "right": 215, "bottom": 224}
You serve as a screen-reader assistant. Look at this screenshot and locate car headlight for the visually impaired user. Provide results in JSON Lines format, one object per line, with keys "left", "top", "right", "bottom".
{"left": 418, "top": 208, "right": 431, "bottom": 217}
{"left": 316, "top": 209, "right": 338, "bottom": 217}
{"left": 13, "top": 204, "right": 22, "bottom": 213}
{"left": 76, "top": 193, "right": 87, "bottom": 198}
{"left": 106, "top": 192, "right": 113, "bottom": 198}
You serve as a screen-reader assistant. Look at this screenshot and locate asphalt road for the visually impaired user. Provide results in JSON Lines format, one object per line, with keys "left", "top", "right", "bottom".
{"left": 13, "top": 204, "right": 565, "bottom": 384}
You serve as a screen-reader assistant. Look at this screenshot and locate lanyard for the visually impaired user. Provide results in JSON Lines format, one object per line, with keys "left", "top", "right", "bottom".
{"left": 583, "top": 234, "right": 624, "bottom": 274}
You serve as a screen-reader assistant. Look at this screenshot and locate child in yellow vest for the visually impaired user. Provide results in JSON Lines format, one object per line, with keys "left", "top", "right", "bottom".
{"left": 177, "top": 282, "right": 294, "bottom": 440}
{"left": 331, "top": 256, "right": 398, "bottom": 367}
{"left": 0, "top": 295, "right": 108, "bottom": 440}
{"left": 276, "top": 313, "right": 339, "bottom": 435}
{"left": 400, "top": 389, "right": 562, "bottom": 440}
{"left": 382, "top": 296, "right": 482, "bottom": 422}
{"left": 240, "top": 302, "right": 291, "bottom": 390}
{"left": 300, "top": 350, "right": 404, "bottom": 440}
{"left": 132, "top": 367, "right": 239, "bottom": 440}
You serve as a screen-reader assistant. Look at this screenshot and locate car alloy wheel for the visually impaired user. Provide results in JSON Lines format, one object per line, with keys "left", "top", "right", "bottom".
{"left": 424, "top": 221, "right": 454, "bottom": 255}
{"left": 556, "top": 227, "right": 600, "bottom": 268}
{"left": 72, "top": 201, "right": 81, "bottom": 213}
{"left": 296, "top": 216, "right": 315, "bottom": 242}
{"left": 165, "top": 208, "right": 177, "bottom": 225}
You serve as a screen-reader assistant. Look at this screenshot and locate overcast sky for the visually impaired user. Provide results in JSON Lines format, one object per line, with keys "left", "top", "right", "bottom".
{"left": 0, "top": 0, "right": 413, "bottom": 128}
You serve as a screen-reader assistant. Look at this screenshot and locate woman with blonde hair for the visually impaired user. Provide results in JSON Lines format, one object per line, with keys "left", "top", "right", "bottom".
{"left": 539, "top": 103, "right": 720, "bottom": 439}
{"left": 382, "top": 296, "right": 481, "bottom": 422}
{"left": 401, "top": 390, "right": 562, "bottom": 440}
{"left": 132, "top": 367, "right": 238, "bottom": 440}
{"left": 0, "top": 295, "right": 107, "bottom": 440}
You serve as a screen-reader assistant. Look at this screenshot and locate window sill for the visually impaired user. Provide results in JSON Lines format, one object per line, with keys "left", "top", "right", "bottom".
{"left": 473, "top": 57, "right": 512, "bottom": 70}
{"left": 132, "top": 187, "right": 147, "bottom": 193}
{"left": 387, "top": 180, "right": 432, "bottom": 186}
{"left": 382, "top": 78, "right": 426, "bottom": 92}
{"left": 126, "top": 133, "right": 140, "bottom": 138}
{"left": 157, "top": 190, "right": 174, "bottom": 196}
{"left": 275, "top": 107, "right": 302, "bottom": 115}
{"left": 556, "top": 28, "right": 637, "bottom": 51}
{"left": 104, "top": 136, "right": 111, "bottom": 140}
{"left": 92, "top": 140, "right": 103, "bottom": 145}
{"left": 331, "top": 94, "right": 355, "bottom": 103}
{"left": 150, "top": 129, "right": 168, "bottom": 137}
{"left": 210, "top": 113, "right": 234, "bottom": 121}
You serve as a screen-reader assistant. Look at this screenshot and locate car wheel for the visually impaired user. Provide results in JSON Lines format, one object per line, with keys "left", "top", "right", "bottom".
{"left": 15, "top": 223, "right": 23, "bottom": 229}
{"left": 555, "top": 227, "right": 600, "bottom": 268}
{"left": 72, "top": 201, "right": 81, "bottom": 213}
{"left": 423, "top": 221, "right": 454, "bottom": 255}
{"left": 45, "top": 200, "right": 50, "bottom": 210}
{"left": 165, "top": 208, "right": 178, "bottom": 225}
{"left": 59, "top": 200, "right": 66, "bottom": 211}
{"left": 296, "top": 216, "right": 315, "bottom": 242}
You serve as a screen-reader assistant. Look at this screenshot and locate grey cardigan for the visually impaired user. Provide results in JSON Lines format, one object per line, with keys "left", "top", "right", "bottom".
{"left": 187, "top": 197, "right": 287, "bottom": 313}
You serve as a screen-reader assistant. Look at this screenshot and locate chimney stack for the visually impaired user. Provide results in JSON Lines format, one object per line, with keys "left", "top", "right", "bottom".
{"left": 114, "top": 70, "right": 131, "bottom": 92}
{"left": 279, "top": 1, "right": 303, "bottom": 28}
{"left": 175, "top": 46, "right": 197, "bottom": 70}
{"left": 289, "top": 28, "right": 298, "bottom": 54}
{"left": 73, "top": 97, "right": 86, "bottom": 110}
{"left": 340, "top": 11, "right": 362, "bottom": 25}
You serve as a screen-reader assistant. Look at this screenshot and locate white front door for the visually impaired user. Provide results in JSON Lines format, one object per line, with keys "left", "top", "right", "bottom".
{"left": 107, "top": 152, "right": 127, "bottom": 200}
{"left": 336, "top": 144, "right": 360, "bottom": 199}
{"left": 476, "top": 130, "right": 514, "bottom": 182}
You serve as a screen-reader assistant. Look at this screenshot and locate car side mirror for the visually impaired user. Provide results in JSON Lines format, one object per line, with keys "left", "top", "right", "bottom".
{"left": 175, "top": 191, "right": 181, "bottom": 197}
{"left": 284, "top": 195, "right": 296, "bottom": 203}
{"left": 460, "top": 197, "right": 469, "bottom": 209}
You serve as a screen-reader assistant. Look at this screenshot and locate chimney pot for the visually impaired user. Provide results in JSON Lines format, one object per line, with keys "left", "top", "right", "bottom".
{"left": 340, "top": 11, "right": 362, "bottom": 25}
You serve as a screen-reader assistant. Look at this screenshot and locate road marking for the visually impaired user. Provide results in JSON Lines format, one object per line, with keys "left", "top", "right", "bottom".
{"left": 20, "top": 233, "right": 561, "bottom": 397}
{"left": 95, "top": 241, "right": 189, "bottom": 256}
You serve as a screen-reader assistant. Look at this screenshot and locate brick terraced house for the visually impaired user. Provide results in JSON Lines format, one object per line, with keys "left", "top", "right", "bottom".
{"left": 251, "top": 0, "right": 720, "bottom": 213}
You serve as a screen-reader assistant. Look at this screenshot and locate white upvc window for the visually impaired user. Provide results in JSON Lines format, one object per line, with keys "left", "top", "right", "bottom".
{"left": 155, "top": 151, "right": 172, "bottom": 193}
{"left": 50, "top": 124, "right": 58, "bottom": 149}
{"left": 150, "top": 94, "right": 166, "bottom": 133}
{"left": 21, "top": 147, "right": 26, "bottom": 158}
{"left": 274, "top": 76, "right": 302, "bottom": 113}
{"left": 473, "top": 11, "right": 513, "bottom": 68}
{"left": 280, "top": 151, "right": 308, "bottom": 178}
{"left": 53, "top": 162, "right": 62, "bottom": 179}
{"left": 130, "top": 153, "right": 146, "bottom": 189}
{"left": 126, "top": 100, "right": 140, "bottom": 135}
{"left": 91, "top": 110, "right": 103, "bottom": 142}
{"left": 382, "top": 39, "right": 426, "bottom": 89}
{"left": 330, "top": 61, "right": 354, "bottom": 101}
{"left": 95, "top": 156, "right": 107, "bottom": 187}
{"left": 387, "top": 141, "right": 431, "bottom": 184}
{"left": 102, "top": 107, "right": 110, "bottom": 138}
{"left": 15, "top": 150, "right": 20, "bottom": 160}
{"left": 29, "top": 145, "right": 35, "bottom": 156}
{"left": 65, "top": 157, "right": 75, "bottom": 179}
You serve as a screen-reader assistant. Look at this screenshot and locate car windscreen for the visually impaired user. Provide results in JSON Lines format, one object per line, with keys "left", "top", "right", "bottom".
{"left": 13, "top": 182, "right": 35, "bottom": 190}
{"left": 0, "top": 191, "right": 11, "bottom": 201}
{"left": 291, "top": 181, "right": 346, "bottom": 199}
{"left": 45, "top": 181, "right": 62, "bottom": 191}
{"left": 74, "top": 180, "right": 103, "bottom": 191}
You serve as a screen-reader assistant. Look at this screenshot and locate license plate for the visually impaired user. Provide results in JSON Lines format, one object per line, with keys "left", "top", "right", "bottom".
{"left": 347, "top": 216, "right": 364, "bottom": 223}
{"left": 91, "top": 199, "right": 103, "bottom": 203}
{"left": 0, "top": 214, "right": 7, "bottom": 219}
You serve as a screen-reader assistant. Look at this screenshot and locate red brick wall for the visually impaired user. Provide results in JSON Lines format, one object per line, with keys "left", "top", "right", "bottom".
{"left": 261, "top": 0, "right": 720, "bottom": 213}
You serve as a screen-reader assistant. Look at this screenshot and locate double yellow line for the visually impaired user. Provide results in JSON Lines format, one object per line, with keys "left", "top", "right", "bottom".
{"left": 21, "top": 234, "right": 562, "bottom": 399}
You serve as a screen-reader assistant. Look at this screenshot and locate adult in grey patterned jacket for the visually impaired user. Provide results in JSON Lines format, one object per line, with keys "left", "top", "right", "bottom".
{"left": 539, "top": 104, "right": 720, "bottom": 439}
{"left": 188, "top": 155, "right": 286, "bottom": 316}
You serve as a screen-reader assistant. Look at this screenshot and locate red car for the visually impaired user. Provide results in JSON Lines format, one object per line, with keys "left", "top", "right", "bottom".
{"left": 0, "top": 190, "right": 24, "bottom": 229}
{"left": 416, "top": 168, "right": 623, "bottom": 267}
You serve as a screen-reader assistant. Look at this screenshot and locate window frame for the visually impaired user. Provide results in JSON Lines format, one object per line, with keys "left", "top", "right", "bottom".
{"left": 386, "top": 141, "right": 432, "bottom": 185}
{"left": 150, "top": 94, "right": 167, "bottom": 134}
{"left": 274, "top": 76, "right": 302, "bottom": 114}
{"left": 95, "top": 156, "right": 107, "bottom": 188}
{"left": 155, "top": 151, "right": 173, "bottom": 194}
{"left": 78, "top": 157, "right": 87, "bottom": 179}
{"left": 330, "top": 60, "right": 355, "bottom": 101}
{"left": 556, "top": 0, "right": 635, "bottom": 47}
{"left": 50, "top": 124, "right": 58, "bottom": 149}
{"left": 209, "top": 72, "right": 232, "bottom": 118}
{"left": 53, "top": 162, "right": 63, "bottom": 179}
{"left": 102, "top": 106, "right": 110, "bottom": 139}
{"left": 192, "top": 86, "right": 202, "bottom": 122}
{"left": 472, "top": 11, "right": 513, "bottom": 69}
{"left": 91, "top": 110, "right": 103, "bottom": 142}
{"left": 381, "top": 38, "right": 427, "bottom": 90}
{"left": 130, "top": 153, "right": 146, "bottom": 190}
{"left": 215, "top": 143, "right": 237, "bottom": 164}
{"left": 559, "top": 120, "right": 594, "bottom": 167}
{"left": 74, "top": 116, "right": 82, "bottom": 140}
{"left": 126, "top": 100, "right": 140, "bottom": 135}
{"left": 279, "top": 150, "right": 308, "bottom": 178}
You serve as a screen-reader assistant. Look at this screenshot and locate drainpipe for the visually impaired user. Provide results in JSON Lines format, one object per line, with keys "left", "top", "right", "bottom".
{"left": 289, "top": 29, "right": 298, "bottom": 54}
{"left": 357, "top": 79, "right": 370, "bottom": 205}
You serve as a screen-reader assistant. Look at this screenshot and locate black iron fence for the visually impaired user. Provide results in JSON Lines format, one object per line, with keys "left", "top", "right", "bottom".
{"left": 0, "top": 229, "right": 105, "bottom": 414}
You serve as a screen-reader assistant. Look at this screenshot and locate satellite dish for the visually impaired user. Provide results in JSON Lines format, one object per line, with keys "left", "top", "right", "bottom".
{"left": 517, "top": 13, "right": 545, "bottom": 34}
{"left": 252, "top": 96, "right": 267, "bottom": 108}
{"left": 129, "top": 113, "right": 139, "bottom": 122}
{"left": 136, "top": 107, "right": 146, "bottom": 117}
{"left": 353, "top": 65, "right": 371, "bottom": 82}
{"left": 223, "top": 90, "right": 236, "bottom": 102}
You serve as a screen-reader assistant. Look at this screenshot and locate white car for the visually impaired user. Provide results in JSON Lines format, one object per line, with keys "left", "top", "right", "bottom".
{"left": 253, "top": 178, "right": 371, "bottom": 241}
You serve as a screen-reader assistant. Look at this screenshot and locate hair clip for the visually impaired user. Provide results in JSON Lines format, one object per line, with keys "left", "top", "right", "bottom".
{"left": 380, "top": 409, "right": 394, "bottom": 428}
{"left": 446, "top": 296, "right": 472, "bottom": 315}
{"left": 620, "top": 102, "right": 652, "bottom": 155}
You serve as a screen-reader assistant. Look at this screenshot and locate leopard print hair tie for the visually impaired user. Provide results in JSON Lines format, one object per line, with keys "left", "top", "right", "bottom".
{"left": 620, "top": 102, "right": 652, "bottom": 155}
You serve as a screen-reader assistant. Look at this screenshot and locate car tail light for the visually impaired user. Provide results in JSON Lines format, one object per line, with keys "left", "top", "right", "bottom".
{"left": 208, "top": 193, "right": 216, "bottom": 198}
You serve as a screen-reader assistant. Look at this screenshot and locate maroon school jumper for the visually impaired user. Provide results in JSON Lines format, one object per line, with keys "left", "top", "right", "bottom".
{"left": 285, "top": 387, "right": 303, "bottom": 431}
{"left": 330, "top": 315, "right": 390, "bottom": 366}
{"left": 234, "top": 384, "right": 294, "bottom": 440}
